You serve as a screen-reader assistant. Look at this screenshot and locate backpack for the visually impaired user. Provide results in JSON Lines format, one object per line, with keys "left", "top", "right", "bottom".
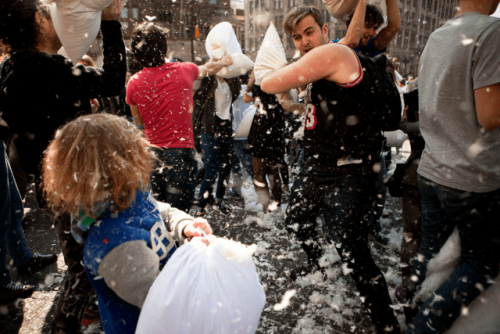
{"left": 357, "top": 54, "right": 402, "bottom": 131}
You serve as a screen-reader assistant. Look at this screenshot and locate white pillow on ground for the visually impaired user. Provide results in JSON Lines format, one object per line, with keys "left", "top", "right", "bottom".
{"left": 45, "top": 0, "right": 127, "bottom": 64}
{"left": 254, "top": 23, "right": 287, "bottom": 86}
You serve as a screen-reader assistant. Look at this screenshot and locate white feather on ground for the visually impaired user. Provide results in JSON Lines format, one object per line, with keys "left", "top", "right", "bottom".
{"left": 309, "top": 291, "right": 326, "bottom": 304}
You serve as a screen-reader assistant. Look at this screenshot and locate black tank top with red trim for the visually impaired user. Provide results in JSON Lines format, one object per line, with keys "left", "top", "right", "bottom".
{"left": 303, "top": 54, "right": 384, "bottom": 173}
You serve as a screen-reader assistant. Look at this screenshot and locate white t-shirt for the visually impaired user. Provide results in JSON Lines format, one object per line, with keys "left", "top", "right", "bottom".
{"left": 214, "top": 79, "right": 232, "bottom": 120}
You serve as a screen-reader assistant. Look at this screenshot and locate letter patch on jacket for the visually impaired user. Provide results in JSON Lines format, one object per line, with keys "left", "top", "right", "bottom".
{"left": 150, "top": 221, "right": 175, "bottom": 260}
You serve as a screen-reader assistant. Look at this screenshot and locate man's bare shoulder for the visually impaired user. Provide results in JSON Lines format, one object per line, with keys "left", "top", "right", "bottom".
{"left": 306, "top": 43, "right": 357, "bottom": 62}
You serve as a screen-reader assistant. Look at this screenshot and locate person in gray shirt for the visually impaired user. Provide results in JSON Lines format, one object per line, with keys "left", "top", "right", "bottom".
{"left": 406, "top": 0, "right": 500, "bottom": 333}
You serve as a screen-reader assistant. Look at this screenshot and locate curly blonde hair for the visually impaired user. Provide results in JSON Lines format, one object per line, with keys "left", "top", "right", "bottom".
{"left": 42, "top": 114, "right": 153, "bottom": 219}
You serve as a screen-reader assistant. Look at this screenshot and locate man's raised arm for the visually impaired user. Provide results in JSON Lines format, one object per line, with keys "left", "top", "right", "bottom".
{"left": 373, "top": 0, "right": 401, "bottom": 51}
{"left": 261, "top": 44, "right": 359, "bottom": 94}
{"left": 338, "top": 0, "right": 367, "bottom": 48}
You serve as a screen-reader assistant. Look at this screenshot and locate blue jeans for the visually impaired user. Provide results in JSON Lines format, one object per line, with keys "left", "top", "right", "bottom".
{"left": 285, "top": 170, "right": 400, "bottom": 332}
{"left": 370, "top": 156, "right": 387, "bottom": 232}
{"left": 232, "top": 140, "right": 252, "bottom": 179}
{"left": 231, "top": 140, "right": 253, "bottom": 193}
{"left": 407, "top": 176, "right": 500, "bottom": 334}
{"left": 0, "top": 141, "right": 32, "bottom": 285}
{"left": 150, "top": 148, "right": 198, "bottom": 213}
{"left": 198, "top": 127, "right": 233, "bottom": 211}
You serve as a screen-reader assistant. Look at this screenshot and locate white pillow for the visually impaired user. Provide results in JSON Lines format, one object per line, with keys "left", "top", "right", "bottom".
{"left": 217, "top": 53, "right": 254, "bottom": 79}
{"left": 234, "top": 105, "right": 256, "bottom": 139}
{"left": 322, "top": 0, "right": 359, "bottom": 20}
{"left": 45, "top": 0, "right": 127, "bottom": 64}
{"left": 254, "top": 23, "right": 287, "bottom": 86}
{"left": 205, "top": 22, "right": 253, "bottom": 78}
{"left": 205, "top": 22, "right": 242, "bottom": 59}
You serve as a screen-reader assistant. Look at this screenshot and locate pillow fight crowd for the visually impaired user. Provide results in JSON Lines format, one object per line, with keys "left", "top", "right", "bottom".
{"left": 0, "top": 0, "right": 499, "bottom": 333}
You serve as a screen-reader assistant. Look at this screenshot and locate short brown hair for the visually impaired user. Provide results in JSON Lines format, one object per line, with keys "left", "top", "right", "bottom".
{"left": 131, "top": 22, "right": 168, "bottom": 68}
{"left": 346, "top": 4, "right": 384, "bottom": 30}
{"left": 284, "top": 7, "right": 324, "bottom": 37}
{"left": 42, "top": 114, "right": 153, "bottom": 219}
{"left": 79, "top": 55, "right": 95, "bottom": 67}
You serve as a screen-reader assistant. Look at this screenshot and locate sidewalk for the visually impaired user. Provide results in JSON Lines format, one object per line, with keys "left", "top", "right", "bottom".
{"left": 1, "top": 168, "right": 408, "bottom": 334}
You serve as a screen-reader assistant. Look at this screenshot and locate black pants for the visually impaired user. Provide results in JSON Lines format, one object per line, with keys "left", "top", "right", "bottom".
{"left": 285, "top": 171, "right": 400, "bottom": 333}
{"left": 150, "top": 148, "right": 198, "bottom": 213}
{"left": 400, "top": 184, "right": 422, "bottom": 303}
{"left": 51, "top": 213, "right": 94, "bottom": 334}
{"left": 7, "top": 141, "right": 28, "bottom": 200}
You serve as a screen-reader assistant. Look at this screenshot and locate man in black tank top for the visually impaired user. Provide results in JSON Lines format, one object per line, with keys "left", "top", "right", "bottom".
{"left": 261, "top": 7, "right": 400, "bottom": 333}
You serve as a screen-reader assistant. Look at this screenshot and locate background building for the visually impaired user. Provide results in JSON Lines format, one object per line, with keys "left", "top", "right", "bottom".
{"left": 390, "top": 0, "right": 457, "bottom": 75}
{"left": 244, "top": 0, "right": 457, "bottom": 75}
{"left": 89, "top": 0, "right": 243, "bottom": 66}
{"left": 331, "top": 0, "right": 456, "bottom": 75}
{"left": 244, "top": 0, "right": 332, "bottom": 59}
{"left": 86, "top": 0, "right": 457, "bottom": 76}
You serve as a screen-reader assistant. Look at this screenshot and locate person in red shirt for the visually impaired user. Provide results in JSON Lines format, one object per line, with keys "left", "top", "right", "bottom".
{"left": 127, "top": 23, "right": 231, "bottom": 212}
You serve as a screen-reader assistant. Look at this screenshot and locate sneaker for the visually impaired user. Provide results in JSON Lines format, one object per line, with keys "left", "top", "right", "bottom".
{"left": 288, "top": 262, "right": 321, "bottom": 281}
{"left": 17, "top": 253, "right": 58, "bottom": 276}
{"left": 195, "top": 210, "right": 206, "bottom": 218}
{"left": 394, "top": 285, "right": 404, "bottom": 303}
{"left": 53, "top": 325, "right": 82, "bottom": 334}
{"left": 207, "top": 195, "right": 216, "bottom": 206}
{"left": 369, "top": 232, "right": 390, "bottom": 248}
{"left": 82, "top": 303, "right": 100, "bottom": 326}
{"left": 227, "top": 187, "right": 244, "bottom": 201}
{"left": 213, "top": 202, "right": 231, "bottom": 215}
{"left": 320, "top": 227, "right": 334, "bottom": 247}
{"left": 0, "top": 281, "right": 34, "bottom": 300}
{"left": 403, "top": 302, "right": 421, "bottom": 326}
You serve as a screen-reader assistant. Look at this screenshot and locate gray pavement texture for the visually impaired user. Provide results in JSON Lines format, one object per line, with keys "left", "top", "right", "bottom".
{"left": 1, "top": 147, "right": 409, "bottom": 334}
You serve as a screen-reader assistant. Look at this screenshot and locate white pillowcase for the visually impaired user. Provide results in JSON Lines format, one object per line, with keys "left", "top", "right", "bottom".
{"left": 254, "top": 23, "right": 287, "bottom": 86}
{"left": 205, "top": 22, "right": 254, "bottom": 78}
{"left": 45, "top": 0, "right": 127, "bottom": 64}
{"left": 322, "top": 0, "right": 359, "bottom": 20}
